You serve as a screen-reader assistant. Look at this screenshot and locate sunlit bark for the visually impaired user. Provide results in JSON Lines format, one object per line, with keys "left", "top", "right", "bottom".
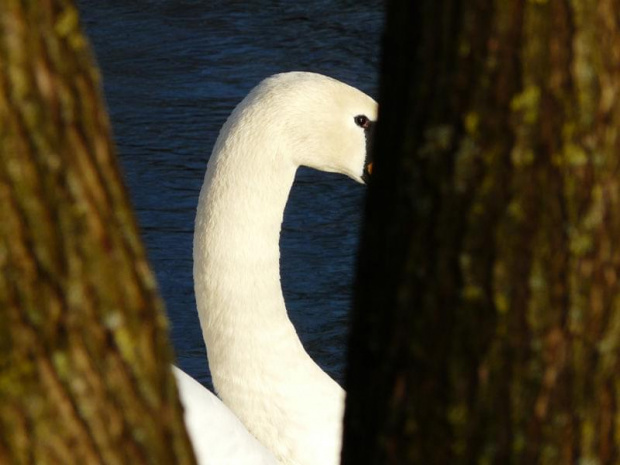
{"left": 0, "top": 1, "right": 195, "bottom": 463}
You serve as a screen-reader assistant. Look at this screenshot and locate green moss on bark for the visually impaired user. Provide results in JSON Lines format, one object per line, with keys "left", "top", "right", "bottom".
{"left": 0, "top": 1, "right": 196, "bottom": 463}
{"left": 344, "top": 0, "right": 620, "bottom": 464}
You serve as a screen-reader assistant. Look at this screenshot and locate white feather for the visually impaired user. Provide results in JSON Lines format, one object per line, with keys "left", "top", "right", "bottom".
{"left": 174, "top": 367, "right": 277, "bottom": 465}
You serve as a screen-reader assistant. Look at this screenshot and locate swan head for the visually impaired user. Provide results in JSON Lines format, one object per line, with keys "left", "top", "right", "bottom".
{"left": 231, "top": 72, "right": 378, "bottom": 183}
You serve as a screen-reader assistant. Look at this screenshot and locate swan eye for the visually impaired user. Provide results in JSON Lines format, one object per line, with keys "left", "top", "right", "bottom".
{"left": 354, "top": 115, "right": 370, "bottom": 129}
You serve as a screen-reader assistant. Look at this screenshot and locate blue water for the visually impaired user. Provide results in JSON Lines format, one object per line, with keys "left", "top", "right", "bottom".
{"left": 78, "top": 0, "right": 383, "bottom": 386}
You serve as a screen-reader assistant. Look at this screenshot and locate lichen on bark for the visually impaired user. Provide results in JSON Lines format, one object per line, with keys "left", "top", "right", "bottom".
{"left": 344, "top": 0, "right": 620, "bottom": 464}
{"left": 0, "top": 1, "right": 196, "bottom": 463}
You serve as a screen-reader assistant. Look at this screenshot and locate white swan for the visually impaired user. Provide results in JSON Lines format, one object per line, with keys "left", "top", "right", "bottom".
{"left": 177, "top": 72, "right": 377, "bottom": 465}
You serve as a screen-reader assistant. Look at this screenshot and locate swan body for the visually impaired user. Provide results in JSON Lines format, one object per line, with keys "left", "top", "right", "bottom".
{"left": 173, "top": 366, "right": 278, "bottom": 465}
{"left": 188, "top": 72, "right": 377, "bottom": 465}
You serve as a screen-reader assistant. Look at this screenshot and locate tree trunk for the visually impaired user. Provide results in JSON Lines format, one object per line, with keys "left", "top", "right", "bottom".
{"left": 344, "top": 0, "right": 620, "bottom": 464}
{"left": 0, "top": 1, "right": 195, "bottom": 463}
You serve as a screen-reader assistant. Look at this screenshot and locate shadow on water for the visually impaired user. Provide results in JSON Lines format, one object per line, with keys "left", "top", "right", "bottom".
{"left": 78, "top": 0, "right": 383, "bottom": 387}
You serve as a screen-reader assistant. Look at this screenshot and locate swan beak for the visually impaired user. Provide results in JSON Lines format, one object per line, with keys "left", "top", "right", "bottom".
{"left": 361, "top": 162, "right": 373, "bottom": 184}
{"left": 362, "top": 120, "right": 375, "bottom": 184}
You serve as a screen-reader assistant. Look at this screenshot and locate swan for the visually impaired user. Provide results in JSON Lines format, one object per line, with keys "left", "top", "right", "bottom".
{"left": 177, "top": 72, "right": 377, "bottom": 465}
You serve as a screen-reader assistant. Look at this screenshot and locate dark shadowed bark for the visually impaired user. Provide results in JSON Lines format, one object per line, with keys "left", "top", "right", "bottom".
{"left": 0, "top": 1, "right": 195, "bottom": 463}
{"left": 344, "top": 0, "right": 620, "bottom": 464}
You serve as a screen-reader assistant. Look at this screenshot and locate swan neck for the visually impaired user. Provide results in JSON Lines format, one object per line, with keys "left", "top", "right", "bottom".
{"left": 193, "top": 141, "right": 298, "bottom": 352}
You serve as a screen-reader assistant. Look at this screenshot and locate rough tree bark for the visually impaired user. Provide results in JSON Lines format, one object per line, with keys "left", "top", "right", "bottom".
{"left": 344, "top": 0, "right": 620, "bottom": 464}
{"left": 0, "top": 1, "right": 195, "bottom": 463}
